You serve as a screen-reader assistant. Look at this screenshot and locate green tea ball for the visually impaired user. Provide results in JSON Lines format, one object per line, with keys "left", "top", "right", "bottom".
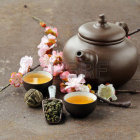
{"left": 24, "top": 89, "right": 43, "bottom": 107}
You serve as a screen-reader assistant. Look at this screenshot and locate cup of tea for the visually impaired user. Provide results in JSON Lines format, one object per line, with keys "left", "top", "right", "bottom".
{"left": 23, "top": 71, "right": 53, "bottom": 97}
{"left": 64, "top": 92, "right": 97, "bottom": 118}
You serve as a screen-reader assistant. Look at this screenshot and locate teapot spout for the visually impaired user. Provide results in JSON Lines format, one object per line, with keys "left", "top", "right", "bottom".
{"left": 76, "top": 51, "right": 86, "bottom": 62}
{"left": 76, "top": 50, "right": 98, "bottom": 65}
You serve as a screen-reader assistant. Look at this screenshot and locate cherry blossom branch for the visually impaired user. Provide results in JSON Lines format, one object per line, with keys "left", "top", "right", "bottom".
{"left": 1, "top": 17, "right": 58, "bottom": 94}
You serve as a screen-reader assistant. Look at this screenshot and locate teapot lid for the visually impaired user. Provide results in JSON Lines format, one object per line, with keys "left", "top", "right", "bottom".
{"left": 78, "top": 14, "right": 126, "bottom": 44}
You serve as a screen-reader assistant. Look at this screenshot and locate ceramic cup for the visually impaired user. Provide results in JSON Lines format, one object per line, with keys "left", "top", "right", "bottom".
{"left": 23, "top": 71, "right": 53, "bottom": 97}
{"left": 64, "top": 92, "right": 97, "bottom": 118}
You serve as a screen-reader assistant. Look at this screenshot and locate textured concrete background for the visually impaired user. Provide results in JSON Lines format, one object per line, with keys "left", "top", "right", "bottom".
{"left": 0, "top": 0, "right": 140, "bottom": 140}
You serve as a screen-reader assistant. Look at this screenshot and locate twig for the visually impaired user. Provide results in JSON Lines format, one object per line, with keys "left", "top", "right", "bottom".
{"left": 116, "top": 90, "right": 140, "bottom": 94}
{"left": 30, "top": 64, "right": 40, "bottom": 71}
{"left": 0, "top": 84, "right": 10, "bottom": 93}
{"left": 127, "top": 28, "right": 140, "bottom": 36}
{"left": 95, "top": 89, "right": 140, "bottom": 94}
{"left": 95, "top": 93, "right": 131, "bottom": 108}
{"left": 0, "top": 64, "right": 40, "bottom": 94}
{"left": 32, "top": 16, "right": 43, "bottom": 23}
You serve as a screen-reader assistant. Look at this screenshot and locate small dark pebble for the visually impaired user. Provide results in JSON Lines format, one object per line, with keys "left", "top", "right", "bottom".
{"left": 24, "top": 116, "right": 26, "bottom": 118}
{"left": 24, "top": 5, "right": 27, "bottom": 8}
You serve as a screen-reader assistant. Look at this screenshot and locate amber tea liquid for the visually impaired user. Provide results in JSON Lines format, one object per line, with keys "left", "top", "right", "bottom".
{"left": 66, "top": 95, "right": 94, "bottom": 104}
{"left": 24, "top": 73, "right": 51, "bottom": 84}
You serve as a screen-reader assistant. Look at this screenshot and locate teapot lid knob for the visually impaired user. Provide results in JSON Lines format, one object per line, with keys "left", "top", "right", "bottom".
{"left": 98, "top": 14, "right": 107, "bottom": 25}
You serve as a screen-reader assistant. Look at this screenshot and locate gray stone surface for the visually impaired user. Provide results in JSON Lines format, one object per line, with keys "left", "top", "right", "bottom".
{"left": 0, "top": 0, "right": 140, "bottom": 139}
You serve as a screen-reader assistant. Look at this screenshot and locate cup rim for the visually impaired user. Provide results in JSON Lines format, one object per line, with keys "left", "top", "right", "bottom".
{"left": 64, "top": 91, "right": 97, "bottom": 105}
{"left": 23, "top": 71, "right": 53, "bottom": 85}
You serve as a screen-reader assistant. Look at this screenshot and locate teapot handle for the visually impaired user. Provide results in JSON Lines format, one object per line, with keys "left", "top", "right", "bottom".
{"left": 116, "top": 22, "right": 129, "bottom": 36}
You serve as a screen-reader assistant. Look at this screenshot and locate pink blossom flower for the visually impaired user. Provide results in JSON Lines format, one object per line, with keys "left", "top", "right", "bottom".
{"left": 77, "top": 84, "right": 90, "bottom": 92}
{"left": 9, "top": 72, "right": 23, "bottom": 87}
{"left": 47, "top": 34, "right": 57, "bottom": 47}
{"left": 60, "top": 82, "right": 76, "bottom": 93}
{"left": 52, "top": 50, "right": 63, "bottom": 57}
{"left": 43, "top": 63, "right": 64, "bottom": 76}
{"left": 18, "top": 56, "right": 33, "bottom": 74}
{"left": 38, "top": 45, "right": 54, "bottom": 57}
{"left": 64, "top": 84, "right": 90, "bottom": 93}
{"left": 60, "top": 82, "right": 67, "bottom": 93}
{"left": 39, "top": 54, "right": 50, "bottom": 68}
{"left": 19, "top": 56, "right": 33, "bottom": 68}
{"left": 48, "top": 34, "right": 56, "bottom": 40}
{"left": 37, "top": 35, "right": 57, "bottom": 49}
{"left": 65, "top": 87, "right": 76, "bottom": 93}
{"left": 65, "top": 74, "right": 86, "bottom": 90}
{"left": 37, "top": 35, "right": 57, "bottom": 57}
{"left": 60, "top": 71, "right": 70, "bottom": 81}
{"left": 50, "top": 51, "right": 63, "bottom": 65}
{"left": 37, "top": 35, "right": 49, "bottom": 49}
{"left": 18, "top": 67, "right": 28, "bottom": 75}
{"left": 59, "top": 72, "right": 90, "bottom": 93}
{"left": 60, "top": 87, "right": 66, "bottom": 93}
{"left": 44, "top": 26, "right": 58, "bottom": 37}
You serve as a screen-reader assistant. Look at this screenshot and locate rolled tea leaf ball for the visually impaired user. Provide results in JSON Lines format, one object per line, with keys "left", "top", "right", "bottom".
{"left": 24, "top": 89, "right": 43, "bottom": 107}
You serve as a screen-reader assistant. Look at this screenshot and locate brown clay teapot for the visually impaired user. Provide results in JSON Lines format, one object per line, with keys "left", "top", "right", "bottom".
{"left": 63, "top": 14, "right": 138, "bottom": 87}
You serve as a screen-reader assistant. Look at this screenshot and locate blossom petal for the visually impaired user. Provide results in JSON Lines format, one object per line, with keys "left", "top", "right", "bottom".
{"left": 77, "top": 74, "right": 85, "bottom": 83}
{"left": 60, "top": 71, "right": 70, "bottom": 81}
{"left": 43, "top": 63, "right": 64, "bottom": 76}
{"left": 39, "top": 54, "right": 50, "bottom": 68}
{"left": 9, "top": 72, "right": 23, "bottom": 87}
{"left": 18, "top": 56, "right": 33, "bottom": 74}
